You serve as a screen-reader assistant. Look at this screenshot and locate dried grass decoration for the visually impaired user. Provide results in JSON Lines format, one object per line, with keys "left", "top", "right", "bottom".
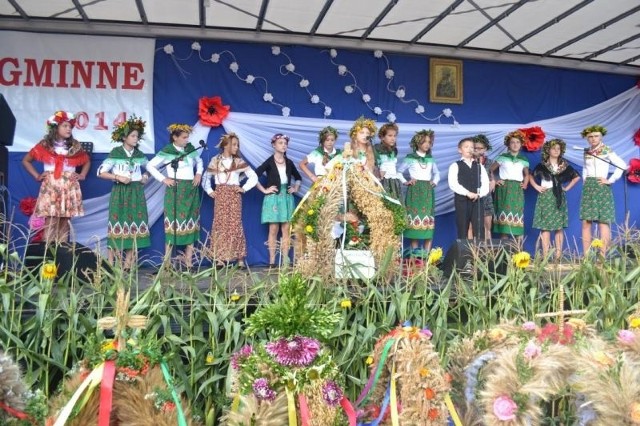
{"left": 0, "top": 351, "right": 47, "bottom": 424}
{"left": 356, "top": 323, "right": 452, "bottom": 425}
{"left": 47, "top": 289, "right": 200, "bottom": 426}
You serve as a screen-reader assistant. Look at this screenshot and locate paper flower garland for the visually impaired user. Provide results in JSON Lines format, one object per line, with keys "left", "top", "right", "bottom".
{"left": 518, "top": 126, "right": 546, "bottom": 151}
{"left": 198, "top": 96, "right": 230, "bottom": 127}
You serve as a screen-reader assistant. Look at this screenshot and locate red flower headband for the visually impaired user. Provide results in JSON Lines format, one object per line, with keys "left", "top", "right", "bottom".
{"left": 46, "top": 111, "right": 76, "bottom": 129}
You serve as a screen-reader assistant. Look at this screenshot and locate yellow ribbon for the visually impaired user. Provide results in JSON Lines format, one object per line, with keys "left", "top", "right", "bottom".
{"left": 53, "top": 363, "right": 105, "bottom": 426}
{"left": 286, "top": 388, "right": 297, "bottom": 426}
{"left": 389, "top": 364, "right": 399, "bottom": 426}
{"left": 445, "top": 393, "right": 463, "bottom": 426}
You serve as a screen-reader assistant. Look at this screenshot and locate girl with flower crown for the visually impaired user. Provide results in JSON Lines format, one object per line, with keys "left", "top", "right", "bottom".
{"left": 255, "top": 133, "right": 302, "bottom": 267}
{"left": 97, "top": 115, "right": 151, "bottom": 270}
{"left": 374, "top": 122, "right": 406, "bottom": 204}
{"left": 298, "top": 126, "right": 341, "bottom": 182}
{"left": 529, "top": 139, "right": 580, "bottom": 260}
{"left": 490, "top": 130, "right": 529, "bottom": 241}
{"left": 398, "top": 129, "right": 440, "bottom": 255}
{"left": 146, "top": 124, "right": 203, "bottom": 270}
{"left": 22, "top": 111, "right": 90, "bottom": 243}
{"left": 579, "top": 125, "right": 626, "bottom": 256}
{"left": 202, "top": 133, "right": 257, "bottom": 269}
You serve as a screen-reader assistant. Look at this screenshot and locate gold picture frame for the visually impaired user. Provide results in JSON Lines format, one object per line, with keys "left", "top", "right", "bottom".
{"left": 429, "top": 58, "right": 463, "bottom": 104}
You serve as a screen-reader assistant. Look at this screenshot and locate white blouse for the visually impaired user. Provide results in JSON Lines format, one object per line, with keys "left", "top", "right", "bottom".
{"left": 147, "top": 144, "right": 204, "bottom": 182}
{"left": 202, "top": 156, "right": 258, "bottom": 194}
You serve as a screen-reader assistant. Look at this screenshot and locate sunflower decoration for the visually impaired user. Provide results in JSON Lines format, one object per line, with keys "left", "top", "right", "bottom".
{"left": 511, "top": 251, "right": 531, "bottom": 269}
{"left": 198, "top": 95, "right": 230, "bottom": 127}
{"left": 517, "top": 126, "right": 545, "bottom": 152}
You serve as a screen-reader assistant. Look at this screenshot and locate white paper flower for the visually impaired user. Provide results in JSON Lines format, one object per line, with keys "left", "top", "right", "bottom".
{"left": 395, "top": 88, "right": 405, "bottom": 99}
{"left": 285, "top": 63, "right": 295, "bottom": 72}
{"left": 191, "top": 42, "right": 201, "bottom": 51}
{"left": 163, "top": 44, "right": 174, "bottom": 55}
{"left": 229, "top": 62, "right": 239, "bottom": 73}
{"left": 373, "top": 107, "right": 382, "bottom": 115}
{"left": 337, "top": 65, "right": 347, "bottom": 76}
{"left": 443, "top": 108, "right": 452, "bottom": 118}
{"left": 263, "top": 93, "right": 273, "bottom": 102}
{"left": 387, "top": 113, "right": 397, "bottom": 122}
{"left": 299, "top": 79, "right": 309, "bottom": 88}
{"left": 374, "top": 50, "right": 383, "bottom": 58}
{"left": 281, "top": 107, "right": 290, "bottom": 117}
{"left": 246, "top": 75, "right": 255, "bottom": 84}
{"left": 415, "top": 105, "right": 425, "bottom": 114}
{"left": 362, "top": 94, "right": 371, "bottom": 103}
{"left": 310, "top": 95, "right": 320, "bottom": 104}
{"left": 330, "top": 49, "right": 337, "bottom": 58}
{"left": 453, "top": 120, "right": 459, "bottom": 126}
{"left": 211, "top": 53, "right": 220, "bottom": 63}
{"left": 324, "top": 106, "right": 332, "bottom": 117}
{"left": 344, "top": 85, "right": 354, "bottom": 94}
{"left": 271, "top": 46, "right": 281, "bottom": 55}
{"left": 385, "top": 69, "right": 395, "bottom": 79}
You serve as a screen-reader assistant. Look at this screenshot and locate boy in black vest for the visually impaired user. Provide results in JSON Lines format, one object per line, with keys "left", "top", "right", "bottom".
{"left": 447, "top": 137, "right": 490, "bottom": 239}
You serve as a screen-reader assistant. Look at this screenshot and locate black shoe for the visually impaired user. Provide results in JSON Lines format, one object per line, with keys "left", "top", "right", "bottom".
{"left": 215, "top": 263, "right": 225, "bottom": 270}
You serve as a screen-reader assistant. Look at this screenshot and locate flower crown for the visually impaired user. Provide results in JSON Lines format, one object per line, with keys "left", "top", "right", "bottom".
{"left": 581, "top": 125, "right": 607, "bottom": 138}
{"left": 473, "top": 134, "right": 492, "bottom": 150}
{"left": 111, "top": 115, "right": 146, "bottom": 143}
{"left": 167, "top": 123, "right": 193, "bottom": 134}
{"left": 46, "top": 111, "right": 76, "bottom": 129}
{"left": 271, "top": 133, "right": 290, "bottom": 143}
{"left": 503, "top": 130, "right": 525, "bottom": 146}
{"left": 410, "top": 129, "right": 435, "bottom": 152}
{"left": 318, "top": 126, "right": 338, "bottom": 145}
{"left": 349, "top": 116, "right": 377, "bottom": 140}
{"left": 542, "top": 138, "right": 566, "bottom": 162}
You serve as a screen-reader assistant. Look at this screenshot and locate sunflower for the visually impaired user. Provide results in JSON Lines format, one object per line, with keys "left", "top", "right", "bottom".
{"left": 512, "top": 251, "right": 531, "bottom": 269}
{"left": 41, "top": 262, "right": 57, "bottom": 279}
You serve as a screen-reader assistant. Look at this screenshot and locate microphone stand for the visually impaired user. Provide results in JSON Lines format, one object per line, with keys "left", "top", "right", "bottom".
{"left": 583, "top": 149, "right": 629, "bottom": 224}
{"left": 474, "top": 158, "right": 484, "bottom": 241}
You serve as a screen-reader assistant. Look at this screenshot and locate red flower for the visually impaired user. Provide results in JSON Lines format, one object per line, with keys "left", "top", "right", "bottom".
{"left": 628, "top": 158, "right": 640, "bottom": 183}
{"left": 198, "top": 96, "right": 230, "bottom": 127}
{"left": 518, "top": 126, "right": 546, "bottom": 152}
{"left": 19, "top": 197, "right": 37, "bottom": 216}
{"left": 537, "top": 323, "right": 575, "bottom": 345}
{"left": 633, "top": 128, "right": 640, "bottom": 147}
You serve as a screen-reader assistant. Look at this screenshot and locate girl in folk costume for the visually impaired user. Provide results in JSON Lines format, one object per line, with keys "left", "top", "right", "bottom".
{"left": 146, "top": 124, "right": 203, "bottom": 270}
{"left": 469, "top": 134, "right": 495, "bottom": 240}
{"left": 202, "top": 133, "right": 258, "bottom": 269}
{"left": 298, "top": 126, "right": 341, "bottom": 182}
{"left": 255, "top": 133, "right": 302, "bottom": 267}
{"left": 579, "top": 125, "right": 627, "bottom": 256}
{"left": 22, "top": 111, "right": 90, "bottom": 243}
{"left": 349, "top": 116, "right": 377, "bottom": 173}
{"left": 529, "top": 139, "right": 580, "bottom": 259}
{"left": 398, "top": 129, "right": 440, "bottom": 254}
{"left": 374, "top": 122, "right": 406, "bottom": 204}
{"left": 490, "top": 130, "right": 529, "bottom": 241}
{"left": 97, "top": 115, "right": 151, "bottom": 270}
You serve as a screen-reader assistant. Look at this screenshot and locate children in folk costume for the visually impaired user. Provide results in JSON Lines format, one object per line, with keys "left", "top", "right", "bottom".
{"left": 202, "top": 133, "right": 257, "bottom": 269}
{"left": 22, "top": 111, "right": 90, "bottom": 243}
{"left": 97, "top": 115, "right": 151, "bottom": 270}
{"left": 398, "top": 129, "right": 440, "bottom": 254}
{"left": 448, "top": 137, "right": 490, "bottom": 239}
{"left": 347, "top": 116, "right": 377, "bottom": 173}
{"left": 146, "top": 124, "right": 203, "bottom": 270}
{"left": 579, "top": 125, "right": 627, "bottom": 256}
{"left": 255, "top": 133, "right": 302, "bottom": 267}
{"left": 374, "top": 122, "right": 406, "bottom": 204}
{"left": 470, "top": 134, "right": 495, "bottom": 240}
{"left": 298, "top": 126, "right": 341, "bottom": 182}
{"left": 529, "top": 139, "right": 580, "bottom": 259}
{"left": 490, "top": 130, "right": 529, "bottom": 241}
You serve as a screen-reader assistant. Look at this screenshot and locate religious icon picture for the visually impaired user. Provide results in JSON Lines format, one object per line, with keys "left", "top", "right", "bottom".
{"left": 429, "top": 58, "right": 463, "bottom": 104}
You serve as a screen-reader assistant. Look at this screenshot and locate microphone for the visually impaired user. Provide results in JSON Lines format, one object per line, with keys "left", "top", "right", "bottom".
{"left": 572, "top": 146, "right": 588, "bottom": 152}
{"left": 366, "top": 135, "right": 374, "bottom": 143}
{"left": 199, "top": 140, "right": 207, "bottom": 150}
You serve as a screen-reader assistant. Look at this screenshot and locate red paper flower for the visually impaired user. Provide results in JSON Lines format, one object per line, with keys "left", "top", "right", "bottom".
{"left": 198, "top": 96, "right": 230, "bottom": 127}
{"left": 633, "top": 128, "right": 640, "bottom": 147}
{"left": 537, "top": 323, "right": 575, "bottom": 345}
{"left": 19, "top": 197, "right": 37, "bottom": 216}
{"left": 518, "top": 126, "right": 546, "bottom": 152}
{"left": 628, "top": 158, "right": 640, "bottom": 183}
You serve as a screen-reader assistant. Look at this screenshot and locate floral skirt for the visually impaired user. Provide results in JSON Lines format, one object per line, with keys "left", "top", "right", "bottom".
{"left": 35, "top": 172, "right": 84, "bottom": 218}
{"left": 261, "top": 184, "right": 295, "bottom": 224}
{"left": 404, "top": 180, "right": 434, "bottom": 239}
{"left": 580, "top": 177, "right": 615, "bottom": 223}
{"left": 107, "top": 182, "right": 150, "bottom": 250}
{"left": 210, "top": 185, "right": 246, "bottom": 262}
{"left": 163, "top": 179, "right": 200, "bottom": 246}
{"left": 493, "top": 180, "right": 524, "bottom": 236}
{"left": 533, "top": 189, "right": 567, "bottom": 231}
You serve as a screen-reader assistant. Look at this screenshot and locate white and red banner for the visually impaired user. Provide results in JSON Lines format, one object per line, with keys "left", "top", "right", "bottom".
{"left": 0, "top": 31, "right": 155, "bottom": 153}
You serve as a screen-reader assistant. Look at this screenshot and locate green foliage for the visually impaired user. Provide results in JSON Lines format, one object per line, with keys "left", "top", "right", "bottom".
{"left": 382, "top": 197, "right": 407, "bottom": 235}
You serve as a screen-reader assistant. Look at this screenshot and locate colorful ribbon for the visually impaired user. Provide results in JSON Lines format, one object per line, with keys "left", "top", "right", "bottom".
{"left": 285, "top": 388, "right": 297, "bottom": 426}
{"left": 0, "top": 401, "right": 35, "bottom": 424}
{"left": 340, "top": 396, "right": 357, "bottom": 426}
{"left": 355, "top": 338, "right": 395, "bottom": 406}
{"left": 98, "top": 360, "right": 116, "bottom": 426}
{"left": 389, "top": 364, "right": 399, "bottom": 426}
{"left": 298, "top": 394, "right": 311, "bottom": 426}
{"left": 445, "top": 393, "right": 463, "bottom": 426}
{"left": 54, "top": 363, "right": 105, "bottom": 426}
{"left": 160, "top": 361, "right": 187, "bottom": 426}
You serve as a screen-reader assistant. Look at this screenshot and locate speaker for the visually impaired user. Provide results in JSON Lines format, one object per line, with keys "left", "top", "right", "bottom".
{"left": 0, "top": 94, "right": 16, "bottom": 146}
{"left": 441, "top": 239, "right": 517, "bottom": 278}
{"left": 24, "top": 242, "right": 110, "bottom": 281}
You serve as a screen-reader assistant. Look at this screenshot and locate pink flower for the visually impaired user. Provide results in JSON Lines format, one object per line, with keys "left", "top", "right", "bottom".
{"left": 522, "top": 321, "right": 536, "bottom": 332}
{"left": 523, "top": 341, "right": 541, "bottom": 360}
{"left": 618, "top": 329, "right": 636, "bottom": 345}
{"left": 230, "top": 344, "right": 253, "bottom": 369}
{"left": 493, "top": 395, "right": 518, "bottom": 421}
{"left": 265, "top": 336, "right": 320, "bottom": 366}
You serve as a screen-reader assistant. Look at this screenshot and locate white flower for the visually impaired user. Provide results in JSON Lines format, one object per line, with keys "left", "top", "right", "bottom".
{"left": 263, "top": 93, "right": 273, "bottom": 102}
{"left": 415, "top": 105, "right": 425, "bottom": 114}
{"left": 330, "top": 49, "right": 337, "bottom": 58}
{"left": 385, "top": 69, "right": 395, "bottom": 79}
{"left": 191, "top": 42, "right": 201, "bottom": 51}
{"left": 373, "top": 107, "right": 382, "bottom": 115}
{"left": 246, "top": 75, "right": 255, "bottom": 84}
{"left": 285, "top": 63, "right": 295, "bottom": 72}
{"left": 395, "top": 88, "right": 405, "bottom": 99}
{"left": 324, "top": 106, "right": 332, "bottom": 117}
{"left": 374, "top": 50, "right": 383, "bottom": 58}
{"left": 211, "top": 53, "right": 220, "bottom": 63}
{"left": 163, "top": 44, "right": 174, "bottom": 54}
{"left": 453, "top": 120, "right": 460, "bottom": 126}
{"left": 229, "top": 62, "right": 239, "bottom": 73}
{"left": 271, "top": 46, "right": 281, "bottom": 55}
{"left": 387, "top": 113, "right": 396, "bottom": 122}
{"left": 344, "top": 85, "right": 354, "bottom": 94}
{"left": 281, "top": 107, "right": 290, "bottom": 117}
{"left": 337, "top": 65, "right": 347, "bottom": 75}
{"left": 299, "top": 79, "right": 309, "bottom": 88}
{"left": 362, "top": 94, "right": 371, "bottom": 103}
{"left": 310, "top": 95, "right": 320, "bottom": 104}
{"left": 442, "top": 108, "right": 452, "bottom": 117}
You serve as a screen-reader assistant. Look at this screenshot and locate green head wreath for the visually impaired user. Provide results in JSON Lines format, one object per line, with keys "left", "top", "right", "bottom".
{"left": 318, "top": 126, "right": 338, "bottom": 145}
{"left": 581, "top": 125, "right": 607, "bottom": 138}
{"left": 473, "top": 134, "right": 492, "bottom": 150}
{"left": 410, "top": 129, "right": 435, "bottom": 152}
{"left": 111, "top": 115, "right": 146, "bottom": 143}
{"left": 541, "top": 138, "right": 566, "bottom": 163}
{"left": 503, "top": 130, "right": 525, "bottom": 147}
{"left": 349, "top": 116, "right": 377, "bottom": 140}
